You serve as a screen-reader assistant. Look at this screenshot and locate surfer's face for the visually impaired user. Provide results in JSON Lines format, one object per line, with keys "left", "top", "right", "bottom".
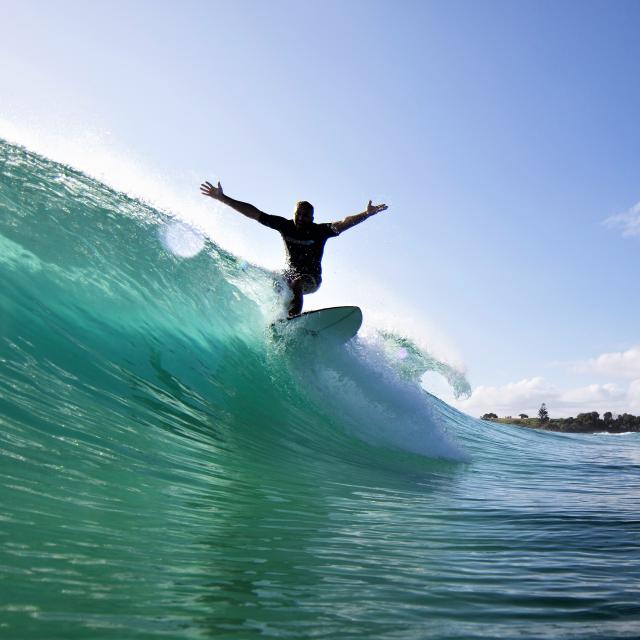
{"left": 294, "top": 202, "right": 314, "bottom": 226}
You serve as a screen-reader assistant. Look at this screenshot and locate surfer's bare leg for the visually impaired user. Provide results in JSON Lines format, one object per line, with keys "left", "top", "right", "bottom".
{"left": 285, "top": 274, "right": 320, "bottom": 318}
{"left": 288, "top": 278, "right": 304, "bottom": 318}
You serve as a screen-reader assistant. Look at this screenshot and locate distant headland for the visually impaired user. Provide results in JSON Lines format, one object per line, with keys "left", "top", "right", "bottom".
{"left": 481, "top": 403, "right": 640, "bottom": 433}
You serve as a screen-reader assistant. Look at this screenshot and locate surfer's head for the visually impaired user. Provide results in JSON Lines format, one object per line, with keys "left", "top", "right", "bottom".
{"left": 294, "top": 201, "right": 314, "bottom": 226}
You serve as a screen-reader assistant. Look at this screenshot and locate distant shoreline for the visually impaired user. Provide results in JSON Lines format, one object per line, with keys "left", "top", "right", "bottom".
{"left": 481, "top": 414, "right": 640, "bottom": 434}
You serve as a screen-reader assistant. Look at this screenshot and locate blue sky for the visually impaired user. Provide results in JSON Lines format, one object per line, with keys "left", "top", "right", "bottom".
{"left": 2, "top": 0, "right": 640, "bottom": 417}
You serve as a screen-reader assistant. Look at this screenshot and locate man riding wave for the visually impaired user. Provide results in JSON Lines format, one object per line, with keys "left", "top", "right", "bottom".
{"left": 200, "top": 181, "right": 388, "bottom": 317}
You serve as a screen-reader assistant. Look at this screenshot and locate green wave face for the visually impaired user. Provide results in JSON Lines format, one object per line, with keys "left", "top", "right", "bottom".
{"left": 1, "top": 140, "right": 639, "bottom": 640}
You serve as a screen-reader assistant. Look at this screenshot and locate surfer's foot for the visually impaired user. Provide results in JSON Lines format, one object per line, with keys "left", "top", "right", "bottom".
{"left": 288, "top": 300, "right": 303, "bottom": 317}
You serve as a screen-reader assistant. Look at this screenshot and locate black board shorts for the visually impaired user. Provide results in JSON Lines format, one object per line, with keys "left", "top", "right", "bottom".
{"left": 284, "top": 270, "right": 321, "bottom": 294}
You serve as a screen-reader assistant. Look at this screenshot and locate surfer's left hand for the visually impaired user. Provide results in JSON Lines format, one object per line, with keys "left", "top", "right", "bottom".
{"left": 366, "top": 200, "right": 388, "bottom": 216}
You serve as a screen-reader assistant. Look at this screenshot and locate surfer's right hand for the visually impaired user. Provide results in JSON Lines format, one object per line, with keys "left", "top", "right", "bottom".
{"left": 200, "top": 180, "right": 224, "bottom": 200}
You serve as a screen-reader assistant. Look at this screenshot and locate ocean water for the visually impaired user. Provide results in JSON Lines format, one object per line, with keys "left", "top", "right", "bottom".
{"left": 1, "top": 139, "right": 639, "bottom": 639}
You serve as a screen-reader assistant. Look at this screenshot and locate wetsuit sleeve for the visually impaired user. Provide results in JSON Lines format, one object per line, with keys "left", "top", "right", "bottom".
{"left": 321, "top": 223, "right": 341, "bottom": 238}
{"left": 258, "top": 213, "right": 289, "bottom": 232}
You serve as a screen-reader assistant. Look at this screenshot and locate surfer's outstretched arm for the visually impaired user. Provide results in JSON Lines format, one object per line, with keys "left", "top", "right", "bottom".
{"left": 200, "top": 181, "right": 264, "bottom": 221}
{"left": 331, "top": 200, "right": 388, "bottom": 234}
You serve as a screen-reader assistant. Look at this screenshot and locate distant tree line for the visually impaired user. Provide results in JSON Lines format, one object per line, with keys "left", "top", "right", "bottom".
{"left": 549, "top": 411, "right": 640, "bottom": 433}
{"left": 481, "top": 404, "right": 640, "bottom": 433}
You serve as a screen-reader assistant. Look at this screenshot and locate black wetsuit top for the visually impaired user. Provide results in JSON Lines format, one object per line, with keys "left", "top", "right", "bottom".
{"left": 258, "top": 213, "right": 340, "bottom": 278}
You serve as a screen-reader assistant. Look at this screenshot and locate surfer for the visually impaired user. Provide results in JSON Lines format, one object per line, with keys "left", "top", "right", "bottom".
{"left": 200, "top": 181, "right": 388, "bottom": 317}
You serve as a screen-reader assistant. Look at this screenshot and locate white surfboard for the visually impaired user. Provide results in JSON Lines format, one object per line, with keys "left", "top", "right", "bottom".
{"left": 273, "top": 306, "right": 362, "bottom": 344}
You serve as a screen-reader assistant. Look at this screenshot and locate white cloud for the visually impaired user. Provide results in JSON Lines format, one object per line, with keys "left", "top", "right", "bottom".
{"left": 453, "top": 344, "right": 640, "bottom": 417}
{"left": 452, "top": 377, "right": 554, "bottom": 417}
{"left": 628, "top": 379, "right": 640, "bottom": 413}
{"left": 560, "top": 383, "right": 626, "bottom": 406}
{"left": 604, "top": 201, "right": 640, "bottom": 237}
{"left": 571, "top": 345, "right": 640, "bottom": 378}
{"left": 452, "top": 377, "right": 636, "bottom": 418}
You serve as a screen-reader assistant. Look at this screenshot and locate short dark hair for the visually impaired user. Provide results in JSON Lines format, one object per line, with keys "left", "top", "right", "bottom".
{"left": 296, "top": 201, "right": 314, "bottom": 215}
